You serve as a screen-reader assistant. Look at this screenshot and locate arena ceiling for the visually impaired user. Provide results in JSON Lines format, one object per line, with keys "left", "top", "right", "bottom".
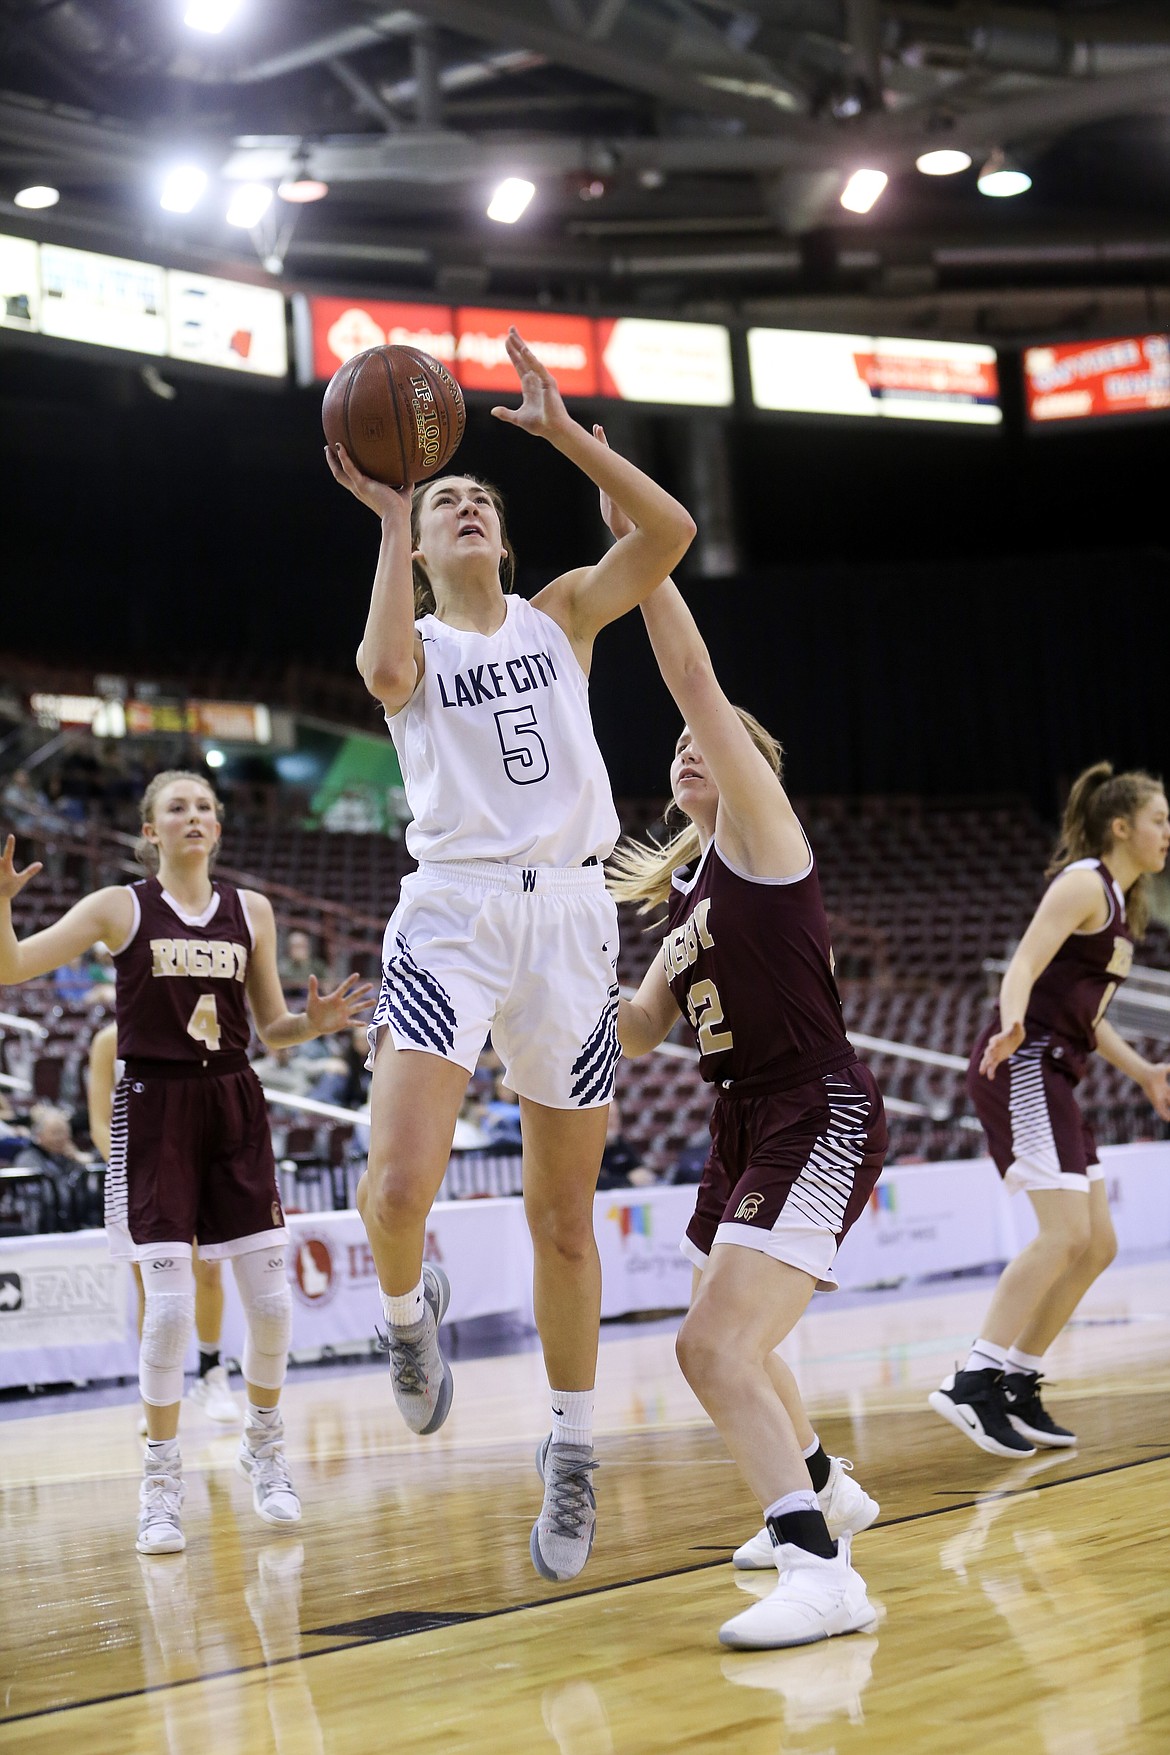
{"left": 2, "top": 1, "right": 1170, "bottom": 336}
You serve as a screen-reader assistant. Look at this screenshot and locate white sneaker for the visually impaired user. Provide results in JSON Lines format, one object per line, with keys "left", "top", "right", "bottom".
{"left": 377, "top": 1264, "right": 454, "bottom": 1436}
{"left": 137, "top": 1446, "right": 186, "bottom": 1555}
{"left": 531, "top": 1435, "right": 598, "bottom": 1582}
{"left": 187, "top": 1364, "right": 240, "bottom": 1424}
{"left": 719, "top": 1533, "right": 877, "bottom": 1650}
{"left": 237, "top": 1414, "right": 302, "bottom": 1526}
{"left": 733, "top": 1458, "right": 879, "bottom": 1569}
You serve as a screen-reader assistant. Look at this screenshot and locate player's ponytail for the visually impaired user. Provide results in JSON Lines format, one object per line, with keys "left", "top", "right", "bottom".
{"left": 608, "top": 708, "right": 784, "bottom": 914}
{"left": 410, "top": 475, "right": 516, "bottom": 617}
{"left": 135, "top": 770, "right": 224, "bottom": 875}
{"left": 1047, "top": 761, "right": 1163, "bottom": 937}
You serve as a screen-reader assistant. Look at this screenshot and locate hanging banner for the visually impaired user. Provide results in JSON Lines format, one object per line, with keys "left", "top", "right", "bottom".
{"left": 167, "top": 270, "right": 288, "bottom": 377}
{"left": 305, "top": 294, "right": 455, "bottom": 382}
{"left": 748, "top": 328, "right": 1002, "bottom": 424}
{"left": 454, "top": 305, "right": 597, "bottom": 394}
{"left": 1024, "top": 334, "right": 1170, "bottom": 423}
{"left": 597, "top": 316, "right": 733, "bottom": 405}
{"left": 0, "top": 231, "right": 38, "bottom": 331}
{"left": 39, "top": 243, "right": 168, "bottom": 355}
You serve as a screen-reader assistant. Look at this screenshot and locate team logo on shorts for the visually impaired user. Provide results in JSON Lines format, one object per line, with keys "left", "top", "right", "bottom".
{"left": 734, "top": 1192, "right": 766, "bottom": 1221}
{"left": 291, "top": 1236, "right": 337, "bottom": 1307}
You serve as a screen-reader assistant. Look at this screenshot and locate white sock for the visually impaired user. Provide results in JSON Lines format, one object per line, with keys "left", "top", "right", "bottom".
{"left": 382, "top": 1281, "right": 425, "bottom": 1328}
{"left": 247, "top": 1403, "right": 281, "bottom": 1430}
{"left": 550, "top": 1389, "right": 594, "bottom": 1448}
{"left": 1005, "top": 1346, "right": 1045, "bottom": 1377}
{"left": 764, "top": 1489, "right": 819, "bottom": 1521}
{"left": 964, "top": 1337, "right": 1009, "bottom": 1374}
{"left": 145, "top": 1437, "right": 180, "bottom": 1460}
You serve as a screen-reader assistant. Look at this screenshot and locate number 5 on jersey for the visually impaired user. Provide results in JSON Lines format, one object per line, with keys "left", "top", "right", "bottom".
{"left": 187, "top": 994, "right": 221, "bottom": 1052}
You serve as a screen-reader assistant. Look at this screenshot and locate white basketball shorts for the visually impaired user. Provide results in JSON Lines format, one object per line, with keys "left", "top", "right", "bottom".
{"left": 368, "top": 859, "right": 620, "bottom": 1109}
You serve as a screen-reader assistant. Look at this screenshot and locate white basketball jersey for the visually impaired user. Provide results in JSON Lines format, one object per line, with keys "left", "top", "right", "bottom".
{"left": 387, "top": 594, "right": 620, "bottom": 866}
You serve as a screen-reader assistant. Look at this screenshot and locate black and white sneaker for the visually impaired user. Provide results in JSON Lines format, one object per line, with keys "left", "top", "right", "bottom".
{"left": 1002, "top": 1373, "right": 1076, "bottom": 1448}
{"left": 928, "top": 1368, "right": 1037, "bottom": 1458}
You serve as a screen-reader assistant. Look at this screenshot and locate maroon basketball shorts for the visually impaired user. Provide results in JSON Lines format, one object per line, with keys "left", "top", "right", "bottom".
{"left": 967, "top": 1028, "right": 1100, "bottom": 1194}
{"left": 105, "top": 1060, "right": 288, "bottom": 1261}
{"left": 682, "top": 1063, "right": 887, "bottom": 1290}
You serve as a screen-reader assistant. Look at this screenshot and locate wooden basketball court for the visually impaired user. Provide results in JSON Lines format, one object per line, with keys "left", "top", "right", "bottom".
{"left": 2, "top": 1259, "right": 1167, "bottom": 1754}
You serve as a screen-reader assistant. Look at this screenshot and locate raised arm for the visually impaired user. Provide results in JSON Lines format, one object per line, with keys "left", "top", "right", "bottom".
{"left": 979, "top": 867, "right": 1108, "bottom": 1078}
{"left": 243, "top": 891, "right": 374, "bottom": 1051}
{"left": 325, "top": 447, "right": 422, "bottom": 715}
{"left": 0, "top": 837, "right": 133, "bottom": 983}
{"left": 495, "top": 332, "right": 695, "bottom": 652}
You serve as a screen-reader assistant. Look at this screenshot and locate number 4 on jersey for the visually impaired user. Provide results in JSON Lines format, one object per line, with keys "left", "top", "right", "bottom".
{"left": 186, "top": 994, "right": 221, "bottom": 1052}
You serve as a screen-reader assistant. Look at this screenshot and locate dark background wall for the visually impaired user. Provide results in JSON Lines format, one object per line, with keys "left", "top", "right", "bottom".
{"left": 1, "top": 344, "right": 1166, "bottom": 813}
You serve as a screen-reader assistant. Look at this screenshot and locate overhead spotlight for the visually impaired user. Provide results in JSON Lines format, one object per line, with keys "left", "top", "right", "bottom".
{"left": 977, "top": 150, "right": 1031, "bottom": 197}
{"left": 13, "top": 185, "right": 59, "bottom": 209}
{"left": 277, "top": 177, "right": 328, "bottom": 204}
{"left": 840, "top": 168, "right": 888, "bottom": 214}
{"left": 578, "top": 177, "right": 607, "bottom": 202}
{"left": 160, "top": 165, "right": 207, "bottom": 214}
{"left": 916, "top": 148, "right": 972, "bottom": 177}
{"left": 183, "top": 0, "right": 243, "bottom": 33}
{"left": 225, "top": 182, "right": 273, "bottom": 228}
{"left": 487, "top": 177, "right": 535, "bottom": 223}
{"left": 204, "top": 747, "right": 226, "bottom": 769}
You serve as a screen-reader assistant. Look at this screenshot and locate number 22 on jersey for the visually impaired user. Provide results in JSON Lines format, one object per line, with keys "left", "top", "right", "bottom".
{"left": 186, "top": 994, "right": 222, "bottom": 1052}
{"left": 687, "top": 978, "right": 734, "bottom": 1056}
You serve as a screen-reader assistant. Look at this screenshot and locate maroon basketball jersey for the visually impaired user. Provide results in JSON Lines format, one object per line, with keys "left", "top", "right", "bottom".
{"left": 1020, "top": 858, "right": 1134, "bottom": 1065}
{"left": 663, "top": 837, "right": 855, "bottom": 1092}
{"left": 113, "top": 877, "right": 254, "bottom": 1062}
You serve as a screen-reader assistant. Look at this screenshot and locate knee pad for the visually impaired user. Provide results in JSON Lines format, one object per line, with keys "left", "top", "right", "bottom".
{"left": 139, "top": 1254, "right": 196, "bottom": 1407}
{"left": 233, "top": 1248, "right": 292, "bottom": 1391}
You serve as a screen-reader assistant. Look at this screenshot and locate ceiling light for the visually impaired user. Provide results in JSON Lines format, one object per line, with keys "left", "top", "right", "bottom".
{"left": 205, "top": 748, "right": 226, "bottom": 769}
{"left": 977, "top": 151, "right": 1031, "bottom": 198}
{"left": 160, "top": 165, "right": 208, "bottom": 214}
{"left": 916, "top": 149, "right": 972, "bottom": 177}
{"left": 183, "top": 0, "right": 243, "bottom": 33}
{"left": 225, "top": 182, "right": 273, "bottom": 228}
{"left": 13, "top": 185, "right": 59, "bottom": 210}
{"left": 487, "top": 177, "right": 535, "bottom": 224}
{"left": 277, "top": 177, "right": 328, "bottom": 204}
{"left": 840, "top": 169, "right": 888, "bottom": 214}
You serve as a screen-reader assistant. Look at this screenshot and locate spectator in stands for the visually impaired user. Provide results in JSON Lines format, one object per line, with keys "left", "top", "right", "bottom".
{"left": 665, "top": 1123, "right": 709, "bottom": 1185}
{"left": 605, "top": 447, "right": 884, "bottom": 1653}
{"left": 1, "top": 768, "right": 48, "bottom": 833}
{"left": 595, "top": 1099, "right": 655, "bottom": 1189}
{"left": 54, "top": 954, "right": 99, "bottom": 1007}
{"left": 930, "top": 762, "right": 1170, "bottom": 1462}
{"left": 15, "top": 1103, "right": 90, "bottom": 1229}
{"left": 480, "top": 1070, "right": 523, "bottom": 1146}
{"left": 278, "top": 929, "right": 329, "bottom": 995}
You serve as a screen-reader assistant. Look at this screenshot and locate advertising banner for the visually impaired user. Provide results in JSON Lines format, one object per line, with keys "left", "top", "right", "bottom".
{"left": 167, "top": 270, "right": 287, "bottom": 377}
{"left": 306, "top": 294, "right": 455, "bottom": 382}
{"left": 1024, "top": 334, "right": 1170, "bottom": 422}
{"left": 454, "top": 305, "right": 597, "bottom": 395}
{"left": 39, "top": 243, "right": 167, "bottom": 355}
{"left": 596, "top": 316, "right": 733, "bottom": 406}
{"left": 0, "top": 231, "right": 38, "bottom": 331}
{"left": 748, "top": 327, "right": 1002, "bottom": 424}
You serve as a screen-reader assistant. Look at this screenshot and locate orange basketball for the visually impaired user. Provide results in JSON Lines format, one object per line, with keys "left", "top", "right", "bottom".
{"left": 322, "top": 344, "right": 465, "bottom": 489}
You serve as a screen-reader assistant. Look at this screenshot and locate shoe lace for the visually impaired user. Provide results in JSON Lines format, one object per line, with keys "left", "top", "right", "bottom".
{"left": 544, "top": 1452, "right": 598, "bottom": 1538}
{"left": 246, "top": 1431, "right": 294, "bottom": 1496}
{"left": 141, "top": 1465, "right": 183, "bottom": 1526}
{"left": 376, "top": 1324, "right": 430, "bottom": 1396}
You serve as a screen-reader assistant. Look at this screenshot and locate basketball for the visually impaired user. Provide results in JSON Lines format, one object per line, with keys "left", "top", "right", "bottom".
{"left": 322, "top": 344, "right": 466, "bottom": 489}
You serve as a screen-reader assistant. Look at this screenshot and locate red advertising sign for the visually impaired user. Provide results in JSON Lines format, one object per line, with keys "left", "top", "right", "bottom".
{"left": 310, "top": 295, "right": 455, "bottom": 382}
{"left": 454, "top": 306, "right": 598, "bottom": 395}
{"left": 1024, "top": 334, "right": 1170, "bottom": 422}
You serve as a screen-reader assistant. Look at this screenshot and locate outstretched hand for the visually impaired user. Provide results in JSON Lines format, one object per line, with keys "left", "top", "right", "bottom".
{"left": 979, "top": 1021, "right": 1025, "bottom": 1080}
{"left": 593, "top": 424, "right": 636, "bottom": 540}
{"left": 304, "top": 972, "right": 376, "bottom": 1037}
{"left": 1142, "top": 1062, "right": 1170, "bottom": 1121}
{"left": 490, "top": 328, "right": 574, "bottom": 439}
{"left": 0, "top": 835, "right": 42, "bottom": 904}
{"left": 324, "top": 443, "right": 413, "bottom": 519}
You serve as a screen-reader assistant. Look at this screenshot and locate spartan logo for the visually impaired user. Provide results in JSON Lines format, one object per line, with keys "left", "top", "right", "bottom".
{"left": 734, "top": 1192, "right": 766, "bottom": 1221}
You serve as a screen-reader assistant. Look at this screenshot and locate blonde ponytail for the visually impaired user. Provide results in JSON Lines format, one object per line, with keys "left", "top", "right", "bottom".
{"left": 1047, "top": 760, "right": 1163, "bottom": 937}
